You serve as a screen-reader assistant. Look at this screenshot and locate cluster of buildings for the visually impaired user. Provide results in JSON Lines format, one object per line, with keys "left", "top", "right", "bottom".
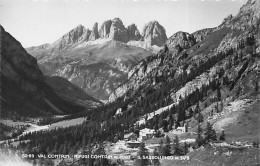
{"left": 120, "top": 125, "right": 188, "bottom": 148}
{"left": 123, "top": 128, "right": 155, "bottom": 148}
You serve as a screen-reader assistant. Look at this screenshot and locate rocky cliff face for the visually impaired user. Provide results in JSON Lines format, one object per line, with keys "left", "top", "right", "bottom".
{"left": 192, "top": 28, "right": 215, "bottom": 43}
{"left": 220, "top": 0, "right": 259, "bottom": 31}
{"left": 89, "top": 23, "right": 99, "bottom": 41}
{"left": 109, "top": 18, "right": 129, "bottom": 43}
{"left": 97, "top": 18, "right": 156, "bottom": 44}
{"left": 142, "top": 21, "right": 167, "bottom": 47}
{"left": 109, "top": 0, "right": 260, "bottom": 105}
{"left": 52, "top": 24, "right": 88, "bottom": 51}
{"left": 127, "top": 24, "right": 142, "bottom": 41}
{"left": 165, "top": 28, "right": 216, "bottom": 59}
{"left": 0, "top": 26, "right": 88, "bottom": 116}
{"left": 167, "top": 31, "right": 196, "bottom": 50}
{"left": 99, "top": 20, "right": 112, "bottom": 38}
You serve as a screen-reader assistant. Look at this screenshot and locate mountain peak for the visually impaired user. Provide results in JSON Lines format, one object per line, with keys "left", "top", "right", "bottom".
{"left": 52, "top": 24, "right": 87, "bottom": 50}
{"left": 112, "top": 17, "right": 123, "bottom": 23}
{"left": 142, "top": 20, "right": 167, "bottom": 46}
{"left": 2, "top": 28, "right": 86, "bottom": 115}
{"left": 28, "top": 18, "right": 168, "bottom": 52}
{"left": 109, "top": 18, "right": 128, "bottom": 42}
{"left": 89, "top": 22, "right": 99, "bottom": 41}
{"left": 99, "top": 20, "right": 112, "bottom": 38}
{"left": 76, "top": 24, "right": 84, "bottom": 29}
{"left": 67, "top": 24, "right": 85, "bottom": 35}
{"left": 167, "top": 31, "right": 196, "bottom": 51}
{"left": 127, "top": 24, "right": 142, "bottom": 41}
{"left": 220, "top": 0, "right": 259, "bottom": 30}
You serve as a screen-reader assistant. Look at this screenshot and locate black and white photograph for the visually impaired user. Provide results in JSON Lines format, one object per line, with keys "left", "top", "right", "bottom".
{"left": 0, "top": 0, "right": 259, "bottom": 165}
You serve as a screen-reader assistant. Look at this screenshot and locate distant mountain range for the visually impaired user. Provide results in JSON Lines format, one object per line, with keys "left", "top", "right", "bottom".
{"left": 26, "top": 18, "right": 168, "bottom": 100}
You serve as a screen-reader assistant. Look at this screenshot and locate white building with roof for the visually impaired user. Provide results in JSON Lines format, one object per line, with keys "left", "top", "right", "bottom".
{"left": 138, "top": 128, "right": 155, "bottom": 141}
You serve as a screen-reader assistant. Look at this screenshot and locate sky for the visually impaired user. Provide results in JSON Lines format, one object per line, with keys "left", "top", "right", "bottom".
{"left": 1, "top": 0, "right": 247, "bottom": 48}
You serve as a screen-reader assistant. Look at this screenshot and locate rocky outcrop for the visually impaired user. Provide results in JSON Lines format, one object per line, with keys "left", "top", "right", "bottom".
{"left": 142, "top": 21, "right": 167, "bottom": 46}
{"left": 52, "top": 24, "right": 87, "bottom": 50}
{"left": 220, "top": 0, "right": 260, "bottom": 30}
{"left": 109, "top": 18, "right": 129, "bottom": 43}
{"left": 0, "top": 26, "right": 85, "bottom": 116}
{"left": 98, "top": 19, "right": 142, "bottom": 43}
{"left": 167, "top": 31, "right": 196, "bottom": 50}
{"left": 192, "top": 28, "right": 215, "bottom": 43}
{"left": 109, "top": 55, "right": 160, "bottom": 102}
{"left": 166, "top": 29, "right": 215, "bottom": 57}
{"left": 80, "top": 28, "right": 91, "bottom": 43}
{"left": 99, "top": 20, "right": 112, "bottom": 38}
{"left": 89, "top": 22, "right": 99, "bottom": 41}
{"left": 127, "top": 24, "right": 142, "bottom": 41}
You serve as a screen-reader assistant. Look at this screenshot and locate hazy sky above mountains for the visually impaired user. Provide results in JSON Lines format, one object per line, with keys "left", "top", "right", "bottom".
{"left": 1, "top": 0, "right": 247, "bottom": 47}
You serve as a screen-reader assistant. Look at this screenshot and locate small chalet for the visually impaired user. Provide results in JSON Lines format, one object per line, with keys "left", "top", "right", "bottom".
{"left": 138, "top": 128, "right": 155, "bottom": 141}
{"left": 176, "top": 124, "right": 187, "bottom": 133}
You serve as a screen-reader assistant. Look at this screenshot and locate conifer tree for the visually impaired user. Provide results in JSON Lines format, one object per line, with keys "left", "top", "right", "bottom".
{"left": 87, "top": 140, "right": 94, "bottom": 166}
{"left": 183, "top": 142, "right": 189, "bottom": 155}
{"left": 136, "top": 142, "right": 149, "bottom": 166}
{"left": 254, "top": 80, "right": 259, "bottom": 93}
{"left": 158, "top": 139, "right": 165, "bottom": 156}
{"left": 185, "top": 122, "right": 188, "bottom": 132}
{"left": 204, "top": 122, "right": 217, "bottom": 144}
{"left": 80, "top": 134, "right": 88, "bottom": 165}
{"left": 168, "top": 114, "right": 174, "bottom": 131}
{"left": 197, "top": 111, "right": 204, "bottom": 124}
{"left": 173, "top": 135, "right": 182, "bottom": 156}
{"left": 236, "top": 86, "right": 242, "bottom": 97}
{"left": 164, "top": 135, "right": 171, "bottom": 156}
{"left": 219, "top": 130, "right": 226, "bottom": 141}
{"left": 95, "top": 143, "right": 109, "bottom": 166}
{"left": 158, "top": 115, "right": 163, "bottom": 128}
{"left": 194, "top": 103, "right": 200, "bottom": 115}
{"left": 196, "top": 124, "right": 204, "bottom": 147}
{"left": 217, "top": 88, "right": 221, "bottom": 101}
{"left": 152, "top": 148, "right": 160, "bottom": 166}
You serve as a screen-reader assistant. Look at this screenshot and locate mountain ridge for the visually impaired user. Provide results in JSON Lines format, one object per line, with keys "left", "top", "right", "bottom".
{"left": 0, "top": 26, "right": 93, "bottom": 116}
{"left": 27, "top": 18, "right": 167, "bottom": 53}
{"left": 25, "top": 18, "right": 166, "bottom": 100}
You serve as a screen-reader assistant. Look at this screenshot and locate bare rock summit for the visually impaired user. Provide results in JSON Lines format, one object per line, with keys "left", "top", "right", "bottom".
{"left": 89, "top": 22, "right": 99, "bottom": 41}
{"left": 127, "top": 24, "right": 142, "bottom": 41}
{"left": 109, "top": 18, "right": 129, "bottom": 43}
{"left": 142, "top": 21, "right": 167, "bottom": 47}
{"left": 99, "top": 20, "right": 112, "bottom": 38}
